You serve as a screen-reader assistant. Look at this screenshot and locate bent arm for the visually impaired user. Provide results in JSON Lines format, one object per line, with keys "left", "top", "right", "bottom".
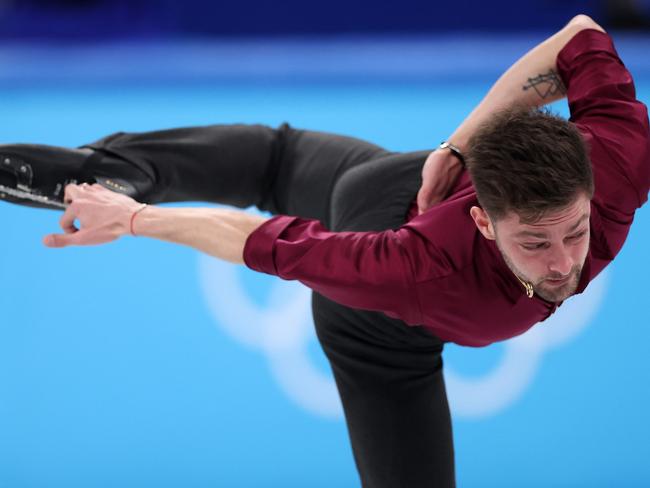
{"left": 447, "top": 14, "right": 605, "bottom": 150}
{"left": 418, "top": 15, "right": 607, "bottom": 212}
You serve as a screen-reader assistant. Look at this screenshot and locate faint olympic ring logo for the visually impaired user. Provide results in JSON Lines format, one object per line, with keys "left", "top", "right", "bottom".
{"left": 198, "top": 254, "right": 608, "bottom": 419}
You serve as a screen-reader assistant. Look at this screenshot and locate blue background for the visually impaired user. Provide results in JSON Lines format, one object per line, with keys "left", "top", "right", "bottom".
{"left": 0, "top": 2, "right": 649, "bottom": 487}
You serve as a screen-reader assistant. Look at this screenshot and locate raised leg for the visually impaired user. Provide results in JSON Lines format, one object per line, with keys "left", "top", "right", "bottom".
{"left": 0, "top": 123, "right": 389, "bottom": 224}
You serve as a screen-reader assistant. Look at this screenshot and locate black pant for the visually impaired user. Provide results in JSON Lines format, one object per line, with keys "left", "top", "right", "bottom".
{"left": 83, "top": 123, "right": 456, "bottom": 488}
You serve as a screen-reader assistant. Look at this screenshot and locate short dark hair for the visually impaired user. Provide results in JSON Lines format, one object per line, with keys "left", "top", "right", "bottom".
{"left": 465, "top": 106, "right": 594, "bottom": 223}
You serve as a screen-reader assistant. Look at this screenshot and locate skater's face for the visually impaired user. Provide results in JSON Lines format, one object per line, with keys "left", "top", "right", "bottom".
{"left": 470, "top": 193, "right": 591, "bottom": 303}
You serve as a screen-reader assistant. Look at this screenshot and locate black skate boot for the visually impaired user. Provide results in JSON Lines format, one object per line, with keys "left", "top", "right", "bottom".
{"left": 0, "top": 144, "right": 155, "bottom": 210}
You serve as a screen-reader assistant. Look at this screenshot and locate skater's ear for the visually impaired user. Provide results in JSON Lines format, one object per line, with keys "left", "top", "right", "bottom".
{"left": 470, "top": 206, "right": 496, "bottom": 240}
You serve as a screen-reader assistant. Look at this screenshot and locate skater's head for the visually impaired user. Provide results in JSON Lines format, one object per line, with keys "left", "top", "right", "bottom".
{"left": 466, "top": 106, "right": 593, "bottom": 303}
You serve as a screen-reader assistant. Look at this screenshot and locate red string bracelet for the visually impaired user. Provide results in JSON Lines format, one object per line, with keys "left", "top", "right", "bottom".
{"left": 129, "top": 203, "right": 148, "bottom": 237}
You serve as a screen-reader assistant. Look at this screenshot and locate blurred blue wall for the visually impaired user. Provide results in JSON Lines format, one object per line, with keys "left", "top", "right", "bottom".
{"left": 0, "top": 0, "right": 621, "bottom": 38}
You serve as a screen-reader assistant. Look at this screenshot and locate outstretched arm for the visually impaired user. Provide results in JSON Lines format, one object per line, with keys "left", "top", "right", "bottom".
{"left": 417, "top": 14, "right": 606, "bottom": 214}
{"left": 43, "top": 182, "right": 424, "bottom": 324}
{"left": 43, "top": 183, "right": 268, "bottom": 264}
{"left": 447, "top": 14, "right": 605, "bottom": 149}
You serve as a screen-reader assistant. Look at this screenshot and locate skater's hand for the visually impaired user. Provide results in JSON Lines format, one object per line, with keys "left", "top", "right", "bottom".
{"left": 416, "top": 149, "right": 464, "bottom": 215}
{"left": 43, "top": 183, "right": 142, "bottom": 248}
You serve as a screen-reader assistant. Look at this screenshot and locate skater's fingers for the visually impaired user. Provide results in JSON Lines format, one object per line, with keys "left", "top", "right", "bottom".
{"left": 59, "top": 203, "right": 80, "bottom": 234}
{"left": 417, "top": 149, "right": 464, "bottom": 215}
{"left": 44, "top": 225, "right": 118, "bottom": 248}
{"left": 416, "top": 183, "right": 434, "bottom": 215}
{"left": 82, "top": 182, "right": 104, "bottom": 192}
{"left": 63, "top": 183, "right": 82, "bottom": 204}
{"left": 43, "top": 229, "right": 90, "bottom": 248}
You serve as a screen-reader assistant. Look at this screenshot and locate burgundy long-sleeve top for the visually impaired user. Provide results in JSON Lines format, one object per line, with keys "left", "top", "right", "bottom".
{"left": 243, "top": 29, "right": 650, "bottom": 347}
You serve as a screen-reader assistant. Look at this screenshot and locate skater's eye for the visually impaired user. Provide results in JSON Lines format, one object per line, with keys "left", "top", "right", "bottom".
{"left": 521, "top": 242, "right": 548, "bottom": 251}
{"left": 521, "top": 229, "right": 587, "bottom": 251}
{"left": 565, "top": 230, "right": 587, "bottom": 242}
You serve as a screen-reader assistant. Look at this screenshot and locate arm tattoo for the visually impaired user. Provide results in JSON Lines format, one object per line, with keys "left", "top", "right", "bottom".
{"left": 522, "top": 69, "right": 567, "bottom": 99}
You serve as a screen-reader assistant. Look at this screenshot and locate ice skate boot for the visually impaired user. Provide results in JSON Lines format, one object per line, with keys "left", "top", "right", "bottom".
{"left": 0, "top": 144, "right": 155, "bottom": 210}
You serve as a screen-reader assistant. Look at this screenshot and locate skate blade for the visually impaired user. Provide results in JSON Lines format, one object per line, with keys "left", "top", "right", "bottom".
{"left": 0, "top": 183, "right": 67, "bottom": 209}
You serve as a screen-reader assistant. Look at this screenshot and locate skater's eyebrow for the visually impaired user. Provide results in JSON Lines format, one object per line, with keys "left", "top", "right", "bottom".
{"left": 514, "top": 213, "right": 589, "bottom": 239}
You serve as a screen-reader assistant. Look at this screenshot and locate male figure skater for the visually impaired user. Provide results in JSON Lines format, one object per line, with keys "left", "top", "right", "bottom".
{"left": 2, "top": 14, "right": 648, "bottom": 488}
